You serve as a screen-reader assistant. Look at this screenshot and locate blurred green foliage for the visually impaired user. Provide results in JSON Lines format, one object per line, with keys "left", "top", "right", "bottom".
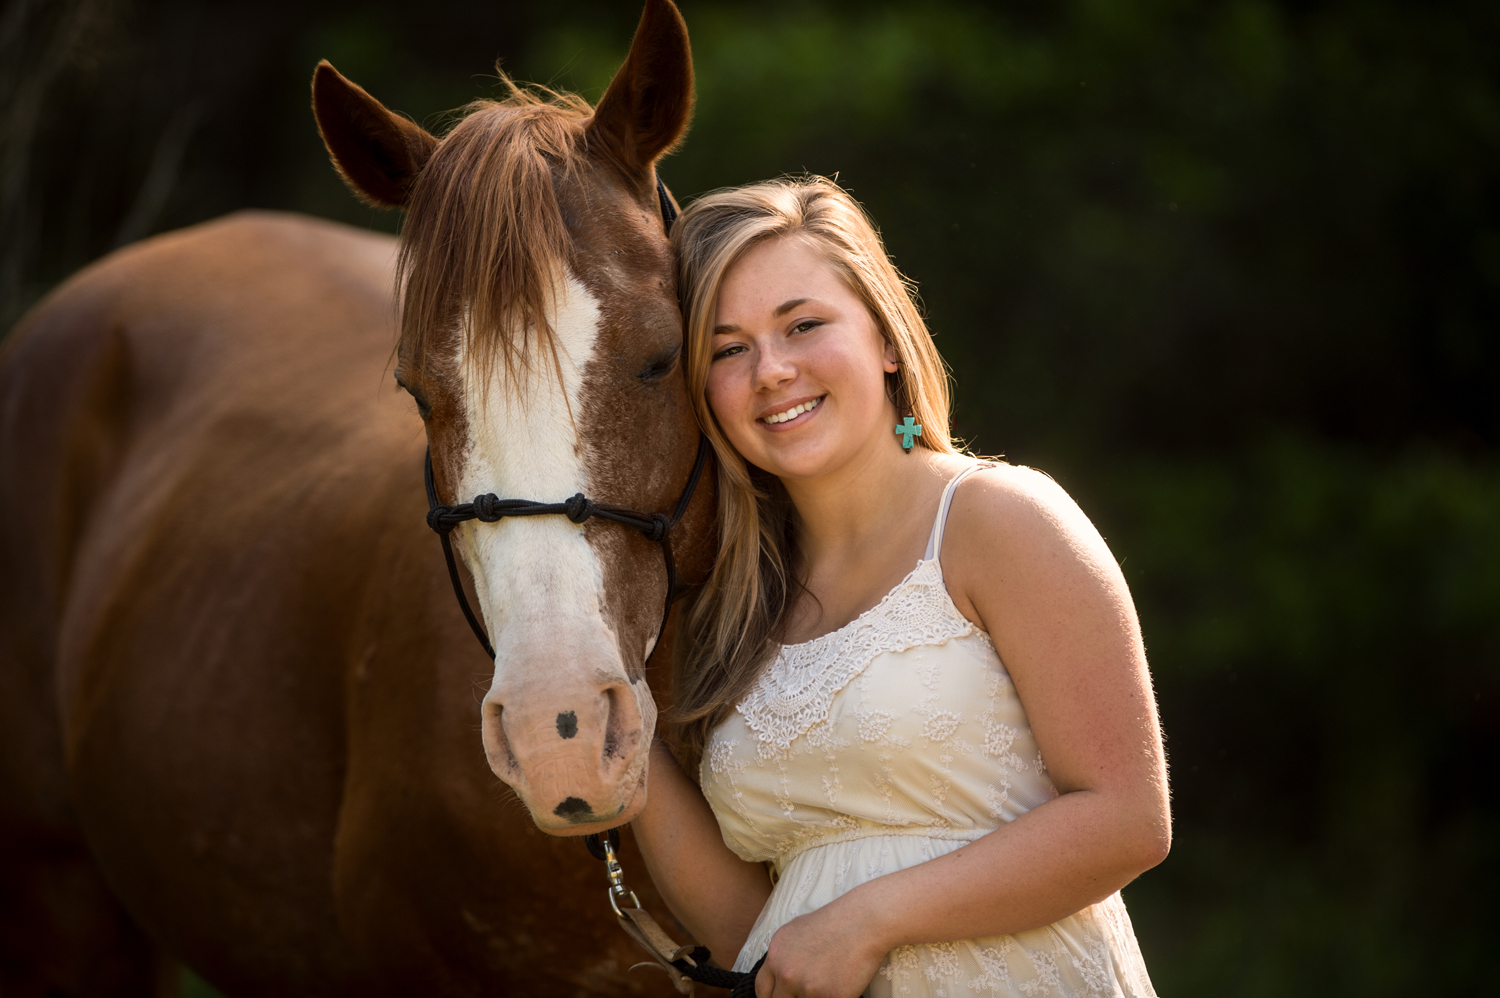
{"left": 5, "top": 0, "right": 1497, "bottom": 994}
{"left": 1106, "top": 440, "right": 1497, "bottom": 993}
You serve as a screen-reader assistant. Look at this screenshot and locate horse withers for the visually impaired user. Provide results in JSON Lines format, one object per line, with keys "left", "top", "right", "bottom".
{"left": 0, "top": 1, "right": 712, "bottom": 994}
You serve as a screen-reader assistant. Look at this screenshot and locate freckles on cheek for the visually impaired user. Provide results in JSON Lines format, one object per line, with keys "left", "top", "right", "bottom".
{"left": 706, "top": 377, "right": 756, "bottom": 453}
{"left": 704, "top": 373, "right": 738, "bottom": 426}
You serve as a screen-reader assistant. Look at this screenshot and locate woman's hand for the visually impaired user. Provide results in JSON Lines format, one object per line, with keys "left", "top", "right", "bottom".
{"left": 754, "top": 893, "right": 887, "bottom": 998}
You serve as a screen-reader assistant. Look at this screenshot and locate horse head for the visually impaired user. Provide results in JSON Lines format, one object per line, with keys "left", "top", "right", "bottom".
{"left": 310, "top": 0, "right": 712, "bottom": 835}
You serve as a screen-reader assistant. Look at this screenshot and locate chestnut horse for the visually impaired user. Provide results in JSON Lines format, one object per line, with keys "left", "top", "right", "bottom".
{"left": 0, "top": 1, "right": 714, "bottom": 995}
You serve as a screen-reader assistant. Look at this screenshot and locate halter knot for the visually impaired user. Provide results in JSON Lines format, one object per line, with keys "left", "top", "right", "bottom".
{"left": 472, "top": 494, "right": 504, "bottom": 522}
{"left": 646, "top": 513, "right": 669, "bottom": 543}
{"left": 564, "top": 494, "right": 594, "bottom": 524}
{"left": 426, "top": 506, "right": 455, "bottom": 534}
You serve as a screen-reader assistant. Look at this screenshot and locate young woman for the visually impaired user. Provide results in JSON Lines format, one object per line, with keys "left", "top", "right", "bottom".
{"left": 632, "top": 177, "right": 1169, "bottom": 998}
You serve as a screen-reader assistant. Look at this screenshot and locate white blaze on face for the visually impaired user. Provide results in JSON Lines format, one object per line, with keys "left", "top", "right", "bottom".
{"left": 455, "top": 270, "right": 657, "bottom": 824}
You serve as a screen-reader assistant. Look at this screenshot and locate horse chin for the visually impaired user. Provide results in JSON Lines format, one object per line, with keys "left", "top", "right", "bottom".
{"left": 524, "top": 762, "right": 650, "bottom": 837}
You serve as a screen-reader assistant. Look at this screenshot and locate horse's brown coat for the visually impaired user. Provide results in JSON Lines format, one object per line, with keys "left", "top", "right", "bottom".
{"left": 0, "top": 210, "right": 697, "bottom": 997}
{"left": 0, "top": 1, "right": 714, "bottom": 993}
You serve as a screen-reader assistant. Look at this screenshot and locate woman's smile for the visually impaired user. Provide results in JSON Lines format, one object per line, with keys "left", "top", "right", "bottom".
{"left": 759, "top": 394, "right": 824, "bottom": 427}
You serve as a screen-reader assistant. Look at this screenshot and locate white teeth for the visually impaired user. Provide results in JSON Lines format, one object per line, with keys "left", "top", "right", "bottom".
{"left": 764, "top": 397, "right": 822, "bottom": 424}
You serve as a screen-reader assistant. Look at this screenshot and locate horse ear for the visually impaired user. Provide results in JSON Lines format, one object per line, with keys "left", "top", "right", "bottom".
{"left": 311, "top": 60, "right": 437, "bottom": 210}
{"left": 586, "top": 0, "right": 694, "bottom": 175}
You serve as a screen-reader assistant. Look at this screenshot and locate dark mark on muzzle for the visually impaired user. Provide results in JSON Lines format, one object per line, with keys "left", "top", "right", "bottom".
{"left": 557, "top": 711, "right": 578, "bottom": 739}
{"left": 553, "top": 796, "right": 593, "bottom": 821}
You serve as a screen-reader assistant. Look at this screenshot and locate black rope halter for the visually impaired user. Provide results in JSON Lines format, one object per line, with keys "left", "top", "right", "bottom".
{"left": 422, "top": 433, "right": 709, "bottom": 661}
{"left": 421, "top": 173, "right": 705, "bottom": 664}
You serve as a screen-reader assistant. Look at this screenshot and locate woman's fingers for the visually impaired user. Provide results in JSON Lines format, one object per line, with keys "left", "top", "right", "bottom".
{"left": 755, "top": 962, "right": 783, "bottom": 998}
{"left": 755, "top": 895, "right": 893, "bottom": 998}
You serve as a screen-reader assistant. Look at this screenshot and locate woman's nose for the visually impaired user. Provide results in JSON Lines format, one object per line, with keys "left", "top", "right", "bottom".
{"left": 752, "top": 341, "right": 796, "bottom": 391}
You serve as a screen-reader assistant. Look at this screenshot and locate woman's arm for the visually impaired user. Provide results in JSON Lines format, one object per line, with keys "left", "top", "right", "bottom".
{"left": 756, "top": 464, "right": 1170, "bottom": 998}
{"left": 632, "top": 739, "right": 774, "bottom": 963}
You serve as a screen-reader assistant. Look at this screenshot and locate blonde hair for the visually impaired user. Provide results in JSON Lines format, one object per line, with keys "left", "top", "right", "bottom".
{"left": 670, "top": 176, "right": 958, "bottom": 770}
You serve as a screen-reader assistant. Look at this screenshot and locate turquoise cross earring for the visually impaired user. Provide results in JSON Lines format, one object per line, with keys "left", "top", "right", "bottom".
{"left": 895, "top": 416, "right": 922, "bottom": 451}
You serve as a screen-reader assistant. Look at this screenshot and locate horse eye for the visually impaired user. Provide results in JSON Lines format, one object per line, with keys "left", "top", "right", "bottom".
{"left": 637, "top": 348, "right": 680, "bottom": 383}
{"left": 394, "top": 373, "right": 433, "bottom": 419}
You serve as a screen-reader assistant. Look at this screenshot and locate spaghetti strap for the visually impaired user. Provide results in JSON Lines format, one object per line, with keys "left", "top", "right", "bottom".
{"left": 924, "top": 462, "right": 994, "bottom": 562}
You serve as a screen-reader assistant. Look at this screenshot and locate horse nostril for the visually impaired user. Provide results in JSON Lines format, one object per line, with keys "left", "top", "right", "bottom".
{"left": 556, "top": 711, "right": 578, "bottom": 739}
{"left": 482, "top": 702, "right": 519, "bottom": 777}
{"left": 553, "top": 796, "right": 593, "bottom": 821}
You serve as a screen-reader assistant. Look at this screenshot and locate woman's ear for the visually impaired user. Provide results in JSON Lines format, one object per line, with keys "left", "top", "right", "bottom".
{"left": 883, "top": 340, "right": 901, "bottom": 374}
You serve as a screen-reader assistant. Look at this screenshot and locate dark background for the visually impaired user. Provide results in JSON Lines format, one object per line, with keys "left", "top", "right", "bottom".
{"left": 4, "top": 0, "right": 1497, "bottom": 994}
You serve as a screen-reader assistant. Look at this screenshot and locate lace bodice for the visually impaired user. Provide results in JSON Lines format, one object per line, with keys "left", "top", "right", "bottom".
{"left": 696, "top": 462, "right": 1157, "bottom": 997}
{"left": 737, "top": 557, "right": 984, "bottom": 760}
{"left": 702, "top": 554, "right": 1058, "bottom": 869}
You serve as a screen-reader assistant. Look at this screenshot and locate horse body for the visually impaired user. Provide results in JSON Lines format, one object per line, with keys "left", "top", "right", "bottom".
{"left": 0, "top": 211, "right": 397, "bottom": 991}
{"left": 0, "top": 2, "right": 708, "bottom": 993}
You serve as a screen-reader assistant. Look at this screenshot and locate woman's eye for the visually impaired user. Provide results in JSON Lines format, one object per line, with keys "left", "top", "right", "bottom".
{"left": 713, "top": 344, "right": 746, "bottom": 361}
{"left": 791, "top": 320, "right": 822, "bottom": 335}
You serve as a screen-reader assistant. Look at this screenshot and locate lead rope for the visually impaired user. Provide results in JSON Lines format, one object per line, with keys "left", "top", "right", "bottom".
{"left": 585, "top": 828, "right": 766, "bottom": 996}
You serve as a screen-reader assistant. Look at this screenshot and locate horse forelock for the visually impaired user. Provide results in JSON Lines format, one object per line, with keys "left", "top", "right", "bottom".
{"left": 397, "top": 86, "right": 594, "bottom": 388}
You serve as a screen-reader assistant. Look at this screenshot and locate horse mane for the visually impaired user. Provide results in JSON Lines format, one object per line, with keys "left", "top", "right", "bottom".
{"left": 398, "top": 76, "right": 594, "bottom": 384}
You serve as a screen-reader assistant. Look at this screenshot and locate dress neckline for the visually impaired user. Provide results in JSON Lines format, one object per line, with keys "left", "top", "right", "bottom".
{"left": 779, "top": 556, "right": 939, "bottom": 652}
{"left": 777, "top": 459, "right": 994, "bottom": 652}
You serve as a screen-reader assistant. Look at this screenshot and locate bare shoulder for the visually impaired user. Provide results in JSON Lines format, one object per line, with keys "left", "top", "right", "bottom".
{"left": 945, "top": 462, "right": 1107, "bottom": 561}
{"left": 940, "top": 462, "right": 1130, "bottom": 633}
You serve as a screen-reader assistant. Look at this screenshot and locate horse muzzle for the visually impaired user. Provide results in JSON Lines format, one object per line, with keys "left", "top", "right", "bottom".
{"left": 480, "top": 664, "right": 655, "bottom": 834}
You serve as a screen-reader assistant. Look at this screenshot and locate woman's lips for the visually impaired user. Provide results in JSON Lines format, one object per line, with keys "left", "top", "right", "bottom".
{"left": 759, "top": 395, "right": 825, "bottom": 428}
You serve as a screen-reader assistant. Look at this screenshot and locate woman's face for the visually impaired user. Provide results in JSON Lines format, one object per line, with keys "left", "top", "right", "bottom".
{"left": 706, "top": 235, "right": 899, "bottom": 482}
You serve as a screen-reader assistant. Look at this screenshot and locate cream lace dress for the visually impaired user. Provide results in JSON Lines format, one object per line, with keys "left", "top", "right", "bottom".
{"left": 698, "top": 463, "right": 1157, "bottom": 998}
